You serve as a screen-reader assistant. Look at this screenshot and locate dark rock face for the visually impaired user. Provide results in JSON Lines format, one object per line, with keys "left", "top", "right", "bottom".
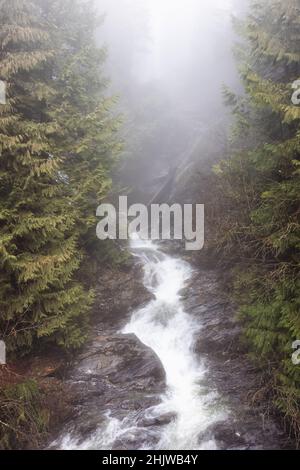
{"left": 137, "top": 412, "right": 176, "bottom": 428}
{"left": 92, "top": 262, "right": 154, "bottom": 329}
{"left": 74, "top": 333, "right": 166, "bottom": 389}
{"left": 51, "top": 331, "right": 166, "bottom": 446}
{"left": 182, "top": 269, "right": 292, "bottom": 450}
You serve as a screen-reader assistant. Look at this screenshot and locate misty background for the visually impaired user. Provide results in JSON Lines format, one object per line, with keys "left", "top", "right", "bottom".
{"left": 95, "top": 0, "right": 247, "bottom": 202}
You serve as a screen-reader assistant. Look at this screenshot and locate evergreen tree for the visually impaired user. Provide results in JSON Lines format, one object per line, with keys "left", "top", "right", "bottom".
{"left": 0, "top": 0, "right": 120, "bottom": 354}
{"left": 212, "top": 0, "right": 300, "bottom": 437}
{"left": 0, "top": 0, "right": 93, "bottom": 353}
{"left": 46, "top": 0, "right": 122, "bottom": 269}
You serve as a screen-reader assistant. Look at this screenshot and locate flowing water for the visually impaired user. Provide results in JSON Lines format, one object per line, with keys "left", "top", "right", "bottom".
{"left": 57, "top": 237, "right": 228, "bottom": 450}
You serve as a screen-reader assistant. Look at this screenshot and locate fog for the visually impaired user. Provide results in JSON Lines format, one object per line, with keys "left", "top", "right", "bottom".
{"left": 95, "top": 0, "right": 246, "bottom": 200}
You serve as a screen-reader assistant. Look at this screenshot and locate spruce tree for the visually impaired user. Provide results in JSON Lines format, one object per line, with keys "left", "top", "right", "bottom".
{"left": 46, "top": 0, "right": 122, "bottom": 270}
{"left": 212, "top": 0, "right": 300, "bottom": 436}
{"left": 0, "top": 0, "right": 94, "bottom": 353}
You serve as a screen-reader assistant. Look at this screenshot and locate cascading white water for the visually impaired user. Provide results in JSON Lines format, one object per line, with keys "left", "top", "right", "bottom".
{"left": 58, "top": 237, "right": 227, "bottom": 450}
{"left": 121, "top": 237, "right": 226, "bottom": 450}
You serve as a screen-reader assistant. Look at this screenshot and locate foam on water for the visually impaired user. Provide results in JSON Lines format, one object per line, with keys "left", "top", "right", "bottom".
{"left": 57, "top": 236, "right": 227, "bottom": 450}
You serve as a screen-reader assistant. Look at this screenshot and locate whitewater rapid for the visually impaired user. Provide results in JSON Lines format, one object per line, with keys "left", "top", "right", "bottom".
{"left": 58, "top": 237, "right": 227, "bottom": 450}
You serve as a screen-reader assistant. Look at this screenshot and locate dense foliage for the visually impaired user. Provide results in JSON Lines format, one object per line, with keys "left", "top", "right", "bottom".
{"left": 0, "top": 0, "right": 120, "bottom": 355}
{"left": 211, "top": 0, "right": 300, "bottom": 438}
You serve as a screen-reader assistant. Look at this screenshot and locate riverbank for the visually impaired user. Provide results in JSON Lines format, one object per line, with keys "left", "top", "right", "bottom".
{"left": 182, "top": 269, "right": 292, "bottom": 449}
{"left": 0, "top": 258, "right": 152, "bottom": 450}
{"left": 47, "top": 240, "right": 293, "bottom": 450}
{"left": 1, "top": 242, "right": 295, "bottom": 449}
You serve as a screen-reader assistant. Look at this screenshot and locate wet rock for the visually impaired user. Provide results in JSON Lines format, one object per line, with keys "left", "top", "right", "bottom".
{"left": 182, "top": 269, "right": 292, "bottom": 450}
{"left": 198, "top": 421, "right": 247, "bottom": 450}
{"left": 112, "top": 431, "right": 159, "bottom": 451}
{"left": 48, "top": 330, "right": 166, "bottom": 448}
{"left": 45, "top": 253, "right": 165, "bottom": 449}
{"left": 93, "top": 263, "right": 154, "bottom": 329}
{"left": 74, "top": 334, "right": 165, "bottom": 387}
{"left": 203, "top": 417, "right": 290, "bottom": 450}
{"left": 138, "top": 412, "right": 177, "bottom": 428}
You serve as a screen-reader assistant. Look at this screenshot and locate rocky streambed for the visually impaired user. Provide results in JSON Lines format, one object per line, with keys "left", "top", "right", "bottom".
{"left": 45, "top": 258, "right": 168, "bottom": 449}
{"left": 181, "top": 270, "right": 291, "bottom": 450}
{"left": 46, "top": 241, "right": 292, "bottom": 450}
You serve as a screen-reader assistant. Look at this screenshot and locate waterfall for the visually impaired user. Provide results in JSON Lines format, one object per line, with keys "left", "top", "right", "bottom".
{"left": 57, "top": 237, "right": 227, "bottom": 450}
